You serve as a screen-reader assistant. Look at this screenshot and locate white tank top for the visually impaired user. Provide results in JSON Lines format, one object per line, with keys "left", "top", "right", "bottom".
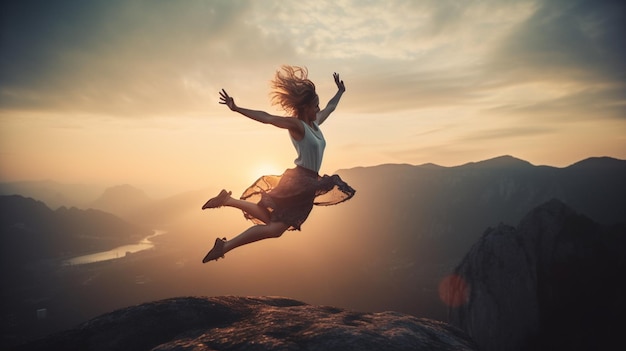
{"left": 290, "top": 120, "right": 326, "bottom": 173}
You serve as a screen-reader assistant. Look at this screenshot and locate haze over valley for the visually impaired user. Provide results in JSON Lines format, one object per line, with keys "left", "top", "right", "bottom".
{"left": 2, "top": 155, "right": 625, "bottom": 347}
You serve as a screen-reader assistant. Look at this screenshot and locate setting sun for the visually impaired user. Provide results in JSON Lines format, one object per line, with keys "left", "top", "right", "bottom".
{"left": 252, "top": 163, "right": 283, "bottom": 179}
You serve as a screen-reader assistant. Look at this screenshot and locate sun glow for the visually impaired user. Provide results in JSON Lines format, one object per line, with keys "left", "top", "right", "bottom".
{"left": 252, "top": 163, "right": 283, "bottom": 179}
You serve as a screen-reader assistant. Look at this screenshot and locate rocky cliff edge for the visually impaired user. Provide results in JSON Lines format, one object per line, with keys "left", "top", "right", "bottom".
{"left": 15, "top": 296, "right": 477, "bottom": 351}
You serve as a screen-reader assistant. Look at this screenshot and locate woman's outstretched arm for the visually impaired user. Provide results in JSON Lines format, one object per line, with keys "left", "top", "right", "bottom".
{"left": 219, "top": 89, "right": 302, "bottom": 133}
{"left": 317, "top": 72, "right": 346, "bottom": 125}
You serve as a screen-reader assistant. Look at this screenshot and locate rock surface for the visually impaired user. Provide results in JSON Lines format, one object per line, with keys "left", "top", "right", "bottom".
{"left": 448, "top": 199, "right": 626, "bottom": 351}
{"left": 15, "top": 296, "right": 477, "bottom": 351}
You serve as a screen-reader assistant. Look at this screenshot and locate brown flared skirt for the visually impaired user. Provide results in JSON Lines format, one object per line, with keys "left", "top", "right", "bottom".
{"left": 240, "top": 166, "right": 355, "bottom": 230}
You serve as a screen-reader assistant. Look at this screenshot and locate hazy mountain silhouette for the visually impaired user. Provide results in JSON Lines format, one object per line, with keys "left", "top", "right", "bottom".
{"left": 0, "top": 180, "right": 103, "bottom": 209}
{"left": 89, "top": 184, "right": 153, "bottom": 218}
{"left": 81, "top": 186, "right": 209, "bottom": 227}
{"left": 0, "top": 181, "right": 208, "bottom": 228}
{"left": 0, "top": 195, "right": 151, "bottom": 267}
{"left": 126, "top": 189, "right": 213, "bottom": 227}
{"left": 333, "top": 155, "right": 625, "bottom": 263}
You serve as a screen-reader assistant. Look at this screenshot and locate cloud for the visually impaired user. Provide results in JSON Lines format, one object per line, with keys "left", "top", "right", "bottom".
{"left": 458, "top": 126, "right": 556, "bottom": 142}
{"left": 485, "top": 0, "right": 626, "bottom": 112}
{"left": 490, "top": 0, "right": 625, "bottom": 82}
{"left": 484, "top": 85, "right": 626, "bottom": 120}
{"left": 1, "top": 0, "right": 624, "bottom": 123}
{"left": 253, "top": 0, "right": 540, "bottom": 114}
{"left": 0, "top": 0, "right": 295, "bottom": 116}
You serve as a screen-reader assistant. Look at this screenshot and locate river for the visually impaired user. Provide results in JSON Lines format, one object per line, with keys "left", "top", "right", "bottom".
{"left": 63, "top": 230, "right": 166, "bottom": 266}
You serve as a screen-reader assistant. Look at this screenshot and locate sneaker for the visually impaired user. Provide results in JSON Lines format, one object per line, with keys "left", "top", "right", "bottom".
{"left": 202, "top": 190, "right": 232, "bottom": 210}
{"left": 202, "top": 237, "right": 227, "bottom": 263}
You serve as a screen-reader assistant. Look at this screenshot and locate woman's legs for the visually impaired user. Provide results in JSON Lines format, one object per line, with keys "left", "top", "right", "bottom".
{"left": 201, "top": 190, "right": 292, "bottom": 262}
{"left": 223, "top": 221, "right": 290, "bottom": 254}
{"left": 222, "top": 196, "right": 272, "bottom": 224}
{"left": 204, "top": 189, "right": 272, "bottom": 224}
{"left": 220, "top": 195, "right": 292, "bottom": 252}
{"left": 203, "top": 221, "right": 290, "bottom": 262}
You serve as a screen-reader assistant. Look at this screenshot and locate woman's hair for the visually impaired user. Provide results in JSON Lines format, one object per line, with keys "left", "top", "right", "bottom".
{"left": 270, "top": 65, "right": 317, "bottom": 117}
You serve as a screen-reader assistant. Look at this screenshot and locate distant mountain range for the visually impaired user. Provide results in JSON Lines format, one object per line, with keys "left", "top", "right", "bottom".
{"left": 333, "top": 155, "right": 625, "bottom": 261}
{"left": 0, "top": 195, "right": 151, "bottom": 268}
{"left": 0, "top": 180, "right": 103, "bottom": 209}
{"left": 3, "top": 155, "right": 623, "bottom": 227}
{"left": 89, "top": 184, "right": 153, "bottom": 217}
{"left": 3, "top": 155, "right": 624, "bottom": 268}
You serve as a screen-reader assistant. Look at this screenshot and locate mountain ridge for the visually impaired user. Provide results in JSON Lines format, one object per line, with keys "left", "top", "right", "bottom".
{"left": 2, "top": 156, "right": 623, "bottom": 211}
{"left": 337, "top": 155, "right": 624, "bottom": 173}
{"left": 0, "top": 180, "right": 103, "bottom": 209}
{"left": 0, "top": 195, "right": 151, "bottom": 264}
{"left": 89, "top": 184, "right": 153, "bottom": 218}
{"left": 455, "top": 155, "right": 533, "bottom": 169}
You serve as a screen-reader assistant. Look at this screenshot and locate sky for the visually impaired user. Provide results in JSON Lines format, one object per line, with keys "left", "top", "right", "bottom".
{"left": 1, "top": 0, "right": 625, "bottom": 196}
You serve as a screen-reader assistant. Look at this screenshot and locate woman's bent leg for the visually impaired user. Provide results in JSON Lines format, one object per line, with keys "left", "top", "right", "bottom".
{"left": 223, "top": 222, "right": 290, "bottom": 254}
{"left": 223, "top": 197, "right": 272, "bottom": 224}
{"left": 204, "top": 190, "right": 272, "bottom": 224}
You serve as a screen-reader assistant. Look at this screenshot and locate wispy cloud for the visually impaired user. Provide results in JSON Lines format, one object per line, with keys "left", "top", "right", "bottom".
{"left": 483, "top": 0, "right": 626, "bottom": 121}
{"left": 489, "top": 0, "right": 626, "bottom": 84}
{"left": 2, "top": 0, "right": 623, "bottom": 119}
{"left": 458, "top": 126, "right": 556, "bottom": 142}
{"left": 0, "top": 0, "right": 295, "bottom": 116}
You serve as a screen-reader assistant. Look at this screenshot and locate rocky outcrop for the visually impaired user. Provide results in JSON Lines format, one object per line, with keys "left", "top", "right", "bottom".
{"left": 16, "top": 296, "right": 477, "bottom": 351}
{"left": 447, "top": 199, "right": 626, "bottom": 351}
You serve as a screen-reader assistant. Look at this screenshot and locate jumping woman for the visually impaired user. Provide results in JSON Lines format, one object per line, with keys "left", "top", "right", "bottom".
{"left": 201, "top": 65, "right": 355, "bottom": 262}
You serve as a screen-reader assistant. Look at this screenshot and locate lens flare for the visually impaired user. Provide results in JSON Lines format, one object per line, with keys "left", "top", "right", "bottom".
{"left": 438, "top": 274, "right": 469, "bottom": 308}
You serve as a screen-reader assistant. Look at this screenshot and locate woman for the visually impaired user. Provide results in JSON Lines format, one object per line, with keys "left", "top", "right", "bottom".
{"left": 201, "top": 65, "right": 355, "bottom": 263}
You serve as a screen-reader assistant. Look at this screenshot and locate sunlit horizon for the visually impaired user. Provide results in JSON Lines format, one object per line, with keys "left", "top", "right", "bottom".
{"left": 1, "top": 0, "right": 625, "bottom": 198}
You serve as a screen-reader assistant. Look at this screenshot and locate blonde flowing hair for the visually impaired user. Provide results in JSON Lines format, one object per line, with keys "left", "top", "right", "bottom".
{"left": 270, "top": 65, "right": 317, "bottom": 118}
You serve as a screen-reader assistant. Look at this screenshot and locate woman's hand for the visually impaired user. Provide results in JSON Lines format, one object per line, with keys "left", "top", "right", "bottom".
{"left": 333, "top": 72, "right": 346, "bottom": 92}
{"left": 219, "top": 89, "right": 237, "bottom": 111}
